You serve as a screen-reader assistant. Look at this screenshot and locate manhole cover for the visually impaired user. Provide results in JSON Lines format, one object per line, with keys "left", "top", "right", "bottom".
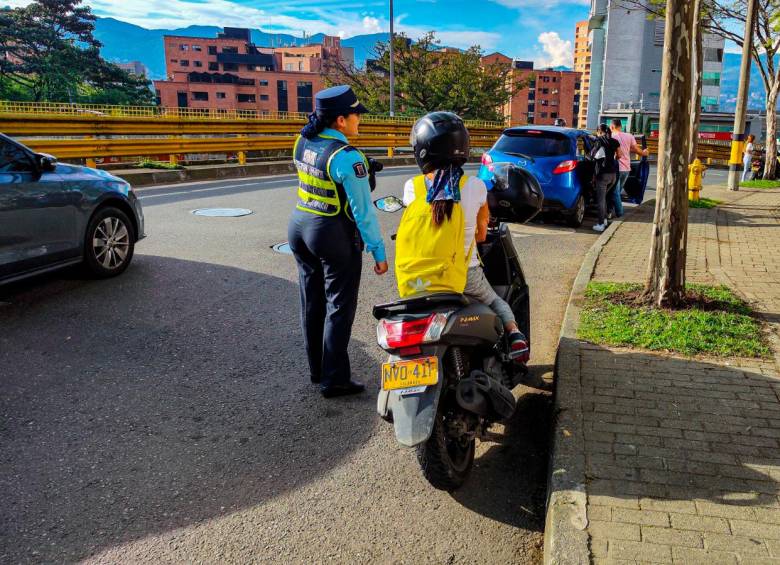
{"left": 271, "top": 242, "right": 293, "bottom": 255}
{"left": 192, "top": 208, "right": 253, "bottom": 217}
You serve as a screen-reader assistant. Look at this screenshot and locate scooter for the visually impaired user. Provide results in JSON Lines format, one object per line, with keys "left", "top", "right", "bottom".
{"left": 371, "top": 165, "right": 543, "bottom": 491}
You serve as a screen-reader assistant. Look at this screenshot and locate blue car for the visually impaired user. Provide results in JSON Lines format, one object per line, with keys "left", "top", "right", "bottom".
{"left": 478, "top": 126, "right": 650, "bottom": 227}
{"left": 0, "top": 133, "right": 145, "bottom": 285}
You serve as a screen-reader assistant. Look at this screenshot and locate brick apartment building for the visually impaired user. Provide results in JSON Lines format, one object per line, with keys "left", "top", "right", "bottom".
{"left": 154, "top": 27, "right": 351, "bottom": 114}
{"left": 573, "top": 20, "right": 591, "bottom": 128}
{"left": 482, "top": 53, "right": 581, "bottom": 127}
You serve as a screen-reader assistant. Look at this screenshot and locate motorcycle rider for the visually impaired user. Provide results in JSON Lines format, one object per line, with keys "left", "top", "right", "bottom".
{"left": 399, "top": 111, "right": 529, "bottom": 362}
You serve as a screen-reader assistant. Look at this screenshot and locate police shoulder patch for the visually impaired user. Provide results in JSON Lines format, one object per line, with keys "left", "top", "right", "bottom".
{"left": 352, "top": 161, "right": 367, "bottom": 178}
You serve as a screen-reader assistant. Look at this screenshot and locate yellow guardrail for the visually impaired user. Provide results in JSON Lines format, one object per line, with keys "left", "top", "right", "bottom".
{"left": 0, "top": 100, "right": 507, "bottom": 129}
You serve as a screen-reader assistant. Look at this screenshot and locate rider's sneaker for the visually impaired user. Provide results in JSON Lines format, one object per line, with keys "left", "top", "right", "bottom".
{"left": 592, "top": 222, "right": 608, "bottom": 233}
{"left": 509, "top": 331, "right": 530, "bottom": 363}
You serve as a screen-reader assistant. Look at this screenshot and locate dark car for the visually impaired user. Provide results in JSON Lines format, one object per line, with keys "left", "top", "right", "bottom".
{"left": 479, "top": 126, "right": 650, "bottom": 226}
{"left": 0, "top": 133, "right": 144, "bottom": 285}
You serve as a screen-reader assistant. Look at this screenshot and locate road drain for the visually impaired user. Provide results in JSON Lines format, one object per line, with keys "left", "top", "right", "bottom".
{"left": 192, "top": 208, "right": 253, "bottom": 217}
{"left": 271, "top": 242, "right": 293, "bottom": 255}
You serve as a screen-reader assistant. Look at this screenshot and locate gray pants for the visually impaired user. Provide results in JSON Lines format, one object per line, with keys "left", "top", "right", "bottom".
{"left": 595, "top": 172, "right": 616, "bottom": 225}
{"left": 464, "top": 266, "right": 515, "bottom": 328}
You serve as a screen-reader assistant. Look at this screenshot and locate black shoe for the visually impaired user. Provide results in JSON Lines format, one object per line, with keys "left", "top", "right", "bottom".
{"left": 321, "top": 380, "right": 365, "bottom": 398}
{"left": 310, "top": 375, "right": 321, "bottom": 384}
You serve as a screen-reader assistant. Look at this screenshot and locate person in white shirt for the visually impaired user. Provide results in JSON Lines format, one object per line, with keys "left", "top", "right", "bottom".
{"left": 742, "top": 134, "right": 756, "bottom": 182}
{"left": 403, "top": 171, "right": 529, "bottom": 362}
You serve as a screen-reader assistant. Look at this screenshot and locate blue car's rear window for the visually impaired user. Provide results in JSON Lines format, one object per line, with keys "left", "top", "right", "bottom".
{"left": 493, "top": 131, "right": 571, "bottom": 157}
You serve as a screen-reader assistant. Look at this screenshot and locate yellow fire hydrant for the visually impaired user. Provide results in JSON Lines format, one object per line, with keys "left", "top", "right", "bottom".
{"left": 688, "top": 158, "right": 706, "bottom": 202}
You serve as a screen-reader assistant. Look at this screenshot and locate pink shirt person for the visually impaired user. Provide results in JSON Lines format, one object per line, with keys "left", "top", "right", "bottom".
{"left": 612, "top": 130, "right": 637, "bottom": 172}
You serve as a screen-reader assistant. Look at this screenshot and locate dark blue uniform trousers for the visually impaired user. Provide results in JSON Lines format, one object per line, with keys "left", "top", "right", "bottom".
{"left": 288, "top": 210, "right": 362, "bottom": 387}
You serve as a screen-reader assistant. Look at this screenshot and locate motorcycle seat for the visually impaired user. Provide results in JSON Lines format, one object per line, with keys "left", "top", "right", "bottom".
{"left": 372, "top": 292, "right": 469, "bottom": 320}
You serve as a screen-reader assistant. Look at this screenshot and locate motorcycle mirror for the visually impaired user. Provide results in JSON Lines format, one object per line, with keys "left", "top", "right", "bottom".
{"left": 374, "top": 196, "right": 405, "bottom": 213}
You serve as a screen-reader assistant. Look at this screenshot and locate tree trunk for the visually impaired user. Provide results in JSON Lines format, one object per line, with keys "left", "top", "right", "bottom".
{"left": 763, "top": 83, "right": 779, "bottom": 180}
{"left": 688, "top": 1, "right": 704, "bottom": 165}
{"left": 643, "top": 0, "right": 696, "bottom": 308}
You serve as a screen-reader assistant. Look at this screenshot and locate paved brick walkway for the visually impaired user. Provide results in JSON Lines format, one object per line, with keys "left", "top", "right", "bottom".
{"left": 581, "top": 186, "right": 780, "bottom": 563}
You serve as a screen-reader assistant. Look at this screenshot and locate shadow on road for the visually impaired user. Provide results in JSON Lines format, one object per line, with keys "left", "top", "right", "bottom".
{"left": 0, "top": 256, "right": 377, "bottom": 563}
{"left": 450, "top": 389, "right": 553, "bottom": 532}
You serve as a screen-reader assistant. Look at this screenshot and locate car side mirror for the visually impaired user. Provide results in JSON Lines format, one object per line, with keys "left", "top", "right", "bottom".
{"left": 37, "top": 153, "right": 57, "bottom": 173}
{"left": 374, "top": 196, "right": 405, "bottom": 213}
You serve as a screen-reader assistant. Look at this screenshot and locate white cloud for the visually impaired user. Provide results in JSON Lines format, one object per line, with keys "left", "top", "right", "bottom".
{"left": 362, "top": 16, "right": 381, "bottom": 33}
{"left": 535, "top": 31, "right": 572, "bottom": 67}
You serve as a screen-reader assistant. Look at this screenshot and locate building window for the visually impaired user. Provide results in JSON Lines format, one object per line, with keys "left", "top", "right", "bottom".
{"left": 551, "top": 112, "right": 558, "bottom": 118}
{"left": 541, "top": 112, "right": 548, "bottom": 118}
{"left": 704, "top": 48, "right": 723, "bottom": 62}
{"left": 194, "top": 61, "right": 203, "bottom": 68}
{"left": 540, "top": 88, "right": 549, "bottom": 95}
{"left": 192, "top": 91, "right": 208, "bottom": 101}
{"left": 208, "top": 45, "right": 217, "bottom": 55}
{"left": 209, "top": 62, "right": 219, "bottom": 71}
{"left": 237, "top": 93, "right": 256, "bottom": 103}
{"left": 297, "top": 81, "right": 313, "bottom": 113}
{"left": 552, "top": 77, "right": 557, "bottom": 82}
{"left": 528, "top": 103, "right": 535, "bottom": 112}
{"left": 216, "top": 92, "right": 226, "bottom": 99}
{"left": 193, "top": 45, "right": 202, "bottom": 52}
{"left": 260, "top": 94, "right": 269, "bottom": 101}
{"left": 180, "top": 60, "right": 189, "bottom": 67}
{"left": 180, "top": 44, "right": 189, "bottom": 51}
{"left": 223, "top": 46, "right": 239, "bottom": 54}
{"left": 170, "top": 59, "right": 178, "bottom": 63}
{"left": 703, "top": 71, "right": 721, "bottom": 86}
{"left": 285, "top": 63, "right": 294, "bottom": 71}
{"left": 259, "top": 80, "right": 269, "bottom": 86}
{"left": 247, "top": 64, "right": 256, "bottom": 71}
{"left": 528, "top": 91, "right": 535, "bottom": 101}
{"left": 540, "top": 99, "right": 549, "bottom": 106}
{"left": 277, "top": 80, "right": 288, "bottom": 112}
{"left": 223, "top": 63, "right": 238, "bottom": 71}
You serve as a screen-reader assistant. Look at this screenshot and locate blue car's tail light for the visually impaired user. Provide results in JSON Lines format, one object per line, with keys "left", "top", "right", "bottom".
{"left": 553, "top": 160, "right": 578, "bottom": 175}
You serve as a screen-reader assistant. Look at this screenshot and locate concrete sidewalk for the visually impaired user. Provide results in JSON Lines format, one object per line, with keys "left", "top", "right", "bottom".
{"left": 548, "top": 185, "right": 780, "bottom": 564}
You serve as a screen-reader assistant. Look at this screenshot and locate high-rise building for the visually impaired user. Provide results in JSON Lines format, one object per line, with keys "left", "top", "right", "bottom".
{"left": 573, "top": 20, "right": 591, "bottom": 129}
{"left": 115, "top": 61, "right": 149, "bottom": 77}
{"left": 482, "top": 54, "right": 581, "bottom": 126}
{"left": 153, "top": 27, "right": 346, "bottom": 114}
{"left": 585, "top": 0, "right": 725, "bottom": 129}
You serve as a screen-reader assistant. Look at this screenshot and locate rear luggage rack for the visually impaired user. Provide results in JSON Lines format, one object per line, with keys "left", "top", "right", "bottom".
{"left": 372, "top": 293, "right": 468, "bottom": 320}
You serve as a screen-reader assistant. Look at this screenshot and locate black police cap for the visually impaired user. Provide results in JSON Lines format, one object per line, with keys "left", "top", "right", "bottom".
{"left": 315, "top": 85, "right": 369, "bottom": 115}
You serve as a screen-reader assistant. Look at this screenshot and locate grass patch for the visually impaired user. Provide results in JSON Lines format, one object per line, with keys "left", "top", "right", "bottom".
{"left": 137, "top": 158, "right": 184, "bottom": 170}
{"left": 689, "top": 197, "right": 722, "bottom": 209}
{"left": 579, "top": 282, "right": 770, "bottom": 358}
{"left": 740, "top": 179, "right": 780, "bottom": 189}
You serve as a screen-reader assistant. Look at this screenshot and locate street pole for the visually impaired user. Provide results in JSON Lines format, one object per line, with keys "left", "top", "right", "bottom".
{"left": 727, "top": 0, "right": 758, "bottom": 191}
{"left": 389, "top": 0, "right": 395, "bottom": 117}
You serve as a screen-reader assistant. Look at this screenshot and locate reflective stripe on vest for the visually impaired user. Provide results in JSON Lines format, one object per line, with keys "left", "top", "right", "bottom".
{"left": 293, "top": 134, "right": 351, "bottom": 217}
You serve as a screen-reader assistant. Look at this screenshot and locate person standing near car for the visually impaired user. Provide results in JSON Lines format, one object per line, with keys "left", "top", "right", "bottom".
{"left": 590, "top": 124, "right": 621, "bottom": 233}
{"left": 610, "top": 118, "right": 649, "bottom": 217}
{"left": 287, "top": 85, "right": 388, "bottom": 398}
{"left": 742, "top": 134, "right": 756, "bottom": 183}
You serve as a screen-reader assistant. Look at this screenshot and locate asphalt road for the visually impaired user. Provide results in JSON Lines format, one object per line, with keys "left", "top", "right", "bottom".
{"left": 0, "top": 163, "right": 651, "bottom": 563}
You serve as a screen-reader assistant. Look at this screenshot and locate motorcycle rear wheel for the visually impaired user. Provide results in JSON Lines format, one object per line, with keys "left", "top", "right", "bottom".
{"left": 416, "top": 409, "right": 475, "bottom": 491}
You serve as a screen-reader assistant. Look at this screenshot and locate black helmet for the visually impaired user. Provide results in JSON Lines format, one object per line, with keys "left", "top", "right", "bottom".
{"left": 410, "top": 111, "right": 470, "bottom": 173}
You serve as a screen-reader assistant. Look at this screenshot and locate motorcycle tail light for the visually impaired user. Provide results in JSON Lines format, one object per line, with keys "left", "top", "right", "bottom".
{"left": 377, "top": 313, "right": 450, "bottom": 349}
{"left": 553, "top": 160, "right": 578, "bottom": 174}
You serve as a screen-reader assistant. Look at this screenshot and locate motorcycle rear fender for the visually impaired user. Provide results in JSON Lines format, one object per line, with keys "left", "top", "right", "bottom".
{"left": 377, "top": 345, "right": 449, "bottom": 447}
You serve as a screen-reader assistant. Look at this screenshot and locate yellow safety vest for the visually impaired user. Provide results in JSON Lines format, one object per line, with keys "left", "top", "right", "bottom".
{"left": 394, "top": 175, "right": 473, "bottom": 298}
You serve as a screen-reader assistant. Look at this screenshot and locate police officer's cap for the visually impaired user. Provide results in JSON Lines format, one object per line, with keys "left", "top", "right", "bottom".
{"left": 315, "top": 85, "right": 368, "bottom": 115}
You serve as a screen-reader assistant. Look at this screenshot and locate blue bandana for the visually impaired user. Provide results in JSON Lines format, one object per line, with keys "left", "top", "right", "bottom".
{"left": 425, "top": 165, "right": 464, "bottom": 203}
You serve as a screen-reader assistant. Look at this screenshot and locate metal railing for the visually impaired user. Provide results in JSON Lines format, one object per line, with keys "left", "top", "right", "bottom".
{"left": 0, "top": 100, "right": 507, "bottom": 128}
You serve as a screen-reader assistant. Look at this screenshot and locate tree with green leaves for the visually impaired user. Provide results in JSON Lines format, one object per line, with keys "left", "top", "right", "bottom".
{"left": 0, "top": 0, "right": 153, "bottom": 104}
{"left": 324, "top": 32, "right": 525, "bottom": 122}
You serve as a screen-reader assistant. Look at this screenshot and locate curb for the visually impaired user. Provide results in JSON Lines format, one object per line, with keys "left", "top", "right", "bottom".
{"left": 543, "top": 203, "right": 651, "bottom": 565}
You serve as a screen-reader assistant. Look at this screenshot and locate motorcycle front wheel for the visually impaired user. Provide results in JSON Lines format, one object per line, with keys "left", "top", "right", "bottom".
{"left": 416, "top": 408, "right": 475, "bottom": 491}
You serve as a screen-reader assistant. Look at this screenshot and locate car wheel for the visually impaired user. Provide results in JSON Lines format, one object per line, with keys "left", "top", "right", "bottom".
{"left": 84, "top": 206, "right": 135, "bottom": 278}
{"left": 567, "top": 194, "right": 585, "bottom": 228}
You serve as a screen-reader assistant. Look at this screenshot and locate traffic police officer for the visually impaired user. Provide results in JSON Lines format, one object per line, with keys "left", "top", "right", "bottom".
{"left": 288, "top": 85, "right": 388, "bottom": 398}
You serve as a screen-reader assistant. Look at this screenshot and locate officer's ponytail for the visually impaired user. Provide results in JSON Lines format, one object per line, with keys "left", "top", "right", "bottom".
{"left": 300, "top": 110, "right": 352, "bottom": 139}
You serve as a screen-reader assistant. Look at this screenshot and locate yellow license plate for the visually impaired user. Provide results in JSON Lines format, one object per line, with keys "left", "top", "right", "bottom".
{"left": 381, "top": 357, "right": 439, "bottom": 391}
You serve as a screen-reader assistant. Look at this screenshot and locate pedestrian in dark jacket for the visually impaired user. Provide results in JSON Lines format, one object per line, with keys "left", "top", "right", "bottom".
{"left": 590, "top": 123, "right": 621, "bottom": 232}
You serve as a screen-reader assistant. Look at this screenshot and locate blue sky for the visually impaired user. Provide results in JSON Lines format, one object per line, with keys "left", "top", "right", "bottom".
{"left": 7, "top": 0, "right": 592, "bottom": 66}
